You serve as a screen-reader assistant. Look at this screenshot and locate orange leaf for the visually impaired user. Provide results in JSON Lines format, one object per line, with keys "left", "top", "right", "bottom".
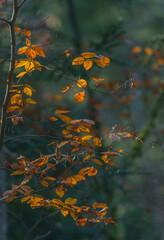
{"left": 55, "top": 110, "right": 70, "bottom": 115}
{"left": 22, "top": 29, "right": 31, "bottom": 38}
{"left": 11, "top": 170, "right": 24, "bottom": 176}
{"left": 40, "top": 180, "right": 49, "bottom": 187}
{"left": 65, "top": 197, "right": 77, "bottom": 205}
{"left": 72, "top": 56, "right": 84, "bottom": 65}
{"left": 83, "top": 59, "right": 93, "bottom": 70}
{"left": 56, "top": 188, "right": 65, "bottom": 198}
{"left": 26, "top": 38, "right": 31, "bottom": 46}
{"left": 93, "top": 137, "right": 102, "bottom": 146}
{"left": 91, "top": 159, "right": 103, "bottom": 166}
{"left": 145, "top": 47, "right": 152, "bottom": 55}
{"left": 74, "top": 92, "right": 85, "bottom": 103}
{"left": 15, "top": 28, "right": 21, "bottom": 33}
{"left": 23, "top": 87, "right": 32, "bottom": 96}
{"left": 61, "top": 85, "right": 73, "bottom": 93}
{"left": 58, "top": 115, "right": 72, "bottom": 124}
{"left": 81, "top": 52, "right": 96, "bottom": 58}
{"left": 76, "top": 218, "right": 87, "bottom": 226}
{"left": 26, "top": 98, "right": 36, "bottom": 104}
{"left": 132, "top": 46, "right": 142, "bottom": 54}
{"left": 77, "top": 79, "right": 87, "bottom": 88}
{"left": 92, "top": 202, "right": 107, "bottom": 208}
{"left": 49, "top": 117, "right": 58, "bottom": 121}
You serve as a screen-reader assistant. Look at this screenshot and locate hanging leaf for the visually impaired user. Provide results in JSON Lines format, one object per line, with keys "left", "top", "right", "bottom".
{"left": 81, "top": 52, "right": 96, "bottom": 58}
{"left": 23, "top": 87, "right": 32, "bottom": 96}
{"left": 74, "top": 92, "right": 85, "bottom": 103}
{"left": 26, "top": 98, "right": 36, "bottom": 104}
{"left": 77, "top": 79, "right": 87, "bottom": 88}
{"left": 83, "top": 59, "right": 93, "bottom": 70}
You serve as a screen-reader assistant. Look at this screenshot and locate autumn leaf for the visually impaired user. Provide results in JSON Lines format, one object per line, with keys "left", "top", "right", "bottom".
{"left": 58, "top": 115, "right": 72, "bottom": 124}
{"left": 93, "top": 137, "right": 102, "bottom": 146}
{"left": 55, "top": 110, "right": 70, "bottom": 115}
{"left": 15, "top": 28, "right": 21, "bottom": 33}
{"left": 132, "top": 46, "right": 142, "bottom": 54}
{"left": 81, "top": 52, "right": 96, "bottom": 58}
{"left": 56, "top": 188, "right": 65, "bottom": 198}
{"left": 49, "top": 117, "right": 58, "bottom": 121}
{"left": 91, "top": 159, "right": 103, "bottom": 166}
{"left": 74, "top": 92, "right": 85, "bottom": 103}
{"left": 26, "top": 98, "right": 36, "bottom": 104}
{"left": 145, "top": 47, "right": 153, "bottom": 55}
{"left": 11, "top": 94, "right": 23, "bottom": 105}
{"left": 83, "top": 59, "right": 93, "bottom": 70}
{"left": 81, "top": 135, "right": 92, "bottom": 141}
{"left": 22, "top": 29, "right": 31, "bottom": 38}
{"left": 92, "top": 202, "right": 107, "bottom": 208}
{"left": 72, "top": 56, "right": 84, "bottom": 65}
{"left": 40, "top": 180, "right": 49, "bottom": 187}
{"left": 61, "top": 85, "right": 73, "bottom": 93}
{"left": 32, "top": 45, "right": 46, "bottom": 57}
{"left": 23, "top": 87, "right": 32, "bottom": 96}
{"left": 76, "top": 218, "right": 87, "bottom": 226}
{"left": 77, "top": 79, "right": 87, "bottom": 88}
{"left": 65, "top": 198, "right": 77, "bottom": 205}
{"left": 11, "top": 170, "right": 24, "bottom": 176}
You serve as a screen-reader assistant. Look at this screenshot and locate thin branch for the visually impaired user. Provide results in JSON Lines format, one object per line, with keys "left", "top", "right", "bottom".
{"left": 7, "top": 208, "right": 29, "bottom": 231}
{"left": 18, "top": 0, "right": 26, "bottom": 9}
{"left": 0, "top": 18, "right": 11, "bottom": 25}
{"left": 4, "top": 134, "right": 64, "bottom": 143}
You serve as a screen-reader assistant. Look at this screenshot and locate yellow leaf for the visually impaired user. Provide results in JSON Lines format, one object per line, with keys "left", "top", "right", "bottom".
{"left": 87, "top": 167, "right": 97, "bottom": 176}
{"left": 58, "top": 115, "right": 72, "bottom": 124}
{"left": 23, "top": 87, "right": 32, "bottom": 96}
{"left": 16, "top": 72, "right": 26, "bottom": 78}
{"left": 92, "top": 202, "right": 107, "bottom": 208}
{"left": 55, "top": 110, "right": 70, "bottom": 115}
{"left": 81, "top": 52, "right": 96, "bottom": 58}
{"left": 32, "top": 45, "right": 45, "bottom": 57}
{"left": 40, "top": 180, "right": 49, "bottom": 187}
{"left": 26, "top": 98, "right": 36, "bottom": 104}
{"left": 25, "top": 61, "right": 35, "bottom": 72}
{"left": 94, "top": 56, "right": 110, "bottom": 67}
{"left": 83, "top": 59, "right": 93, "bottom": 70}
{"left": 25, "top": 48, "right": 36, "bottom": 59}
{"left": 56, "top": 188, "right": 65, "bottom": 198}
{"left": 21, "top": 196, "right": 31, "bottom": 203}
{"left": 11, "top": 94, "right": 23, "bottom": 105}
{"left": 7, "top": 106, "right": 23, "bottom": 114}
{"left": 81, "top": 135, "right": 92, "bottom": 141}
{"left": 49, "top": 117, "right": 58, "bottom": 121}
{"left": 44, "top": 177, "right": 56, "bottom": 181}
{"left": 93, "top": 137, "right": 102, "bottom": 146}
{"left": 72, "top": 56, "right": 84, "bottom": 65}
{"left": 61, "top": 209, "right": 69, "bottom": 216}
{"left": 91, "top": 159, "right": 103, "bottom": 166}
{"left": 74, "top": 92, "right": 85, "bottom": 103}
{"left": 70, "top": 211, "right": 78, "bottom": 220}
{"left": 61, "top": 85, "right": 73, "bottom": 93}
{"left": 6, "top": 195, "right": 17, "bottom": 203}
{"left": 77, "top": 79, "right": 87, "bottom": 88}
{"left": 118, "top": 149, "right": 123, "bottom": 153}
{"left": 52, "top": 199, "right": 64, "bottom": 206}
{"left": 67, "top": 177, "right": 77, "bottom": 185}
{"left": 11, "top": 170, "right": 24, "bottom": 176}
{"left": 15, "top": 59, "right": 28, "bottom": 68}
{"left": 17, "top": 46, "right": 28, "bottom": 55}
{"left": 65, "top": 198, "right": 77, "bottom": 205}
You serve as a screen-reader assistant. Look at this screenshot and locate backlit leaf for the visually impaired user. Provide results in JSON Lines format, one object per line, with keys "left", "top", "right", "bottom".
{"left": 77, "top": 79, "right": 87, "bottom": 88}
{"left": 56, "top": 188, "right": 65, "bottom": 198}
{"left": 81, "top": 52, "right": 96, "bottom": 58}
{"left": 74, "top": 92, "right": 85, "bottom": 103}
{"left": 92, "top": 202, "right": 107, "bottom": 208}
{"left": 83, "top": 59, "right": 93, "bottom": 70}
{"left": 23, "top": 87, "right": 32, "bottom": 96}
{"left": 76, "top": 218, "right": 87, "bottom": 226}
{"left": 65, "top": 198, "right": 77, "bottom": 205}
{"left": 26, "top": 98, "right": 36, "bottom": 104}
{"left": 72, "top": 56, "right": 84, "bottom": 65}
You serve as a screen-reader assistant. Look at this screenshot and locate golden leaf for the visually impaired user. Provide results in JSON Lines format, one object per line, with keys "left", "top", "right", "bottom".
{"left": 92, "top": 202, "right": 107, "bottom": 208}
{"left": 145, "top": 47, "right": 152, "bottom": 55}
{"left": 15, "top": 28, "right": 21, "bottom": 33}
{"left": 93, "top": 137, "right": 102, "bottom": 146}
{"left": 26, "top": 98, "right": 36, "bottom": 104}
{"left": 16, "top": 72, "right": 26, "bottom": 78}
{"left": 32, "top": 45, "right": 45, "bottom": 57}
{"left": 61, "top": 85, "right": 73, "bottom": 93}
{"left": 7, "top": 106, "right": 23, "bottom": 114}
{"left": 67, "top": 177, "right": 77, "bottom": 185}
{"left": 55, "top": 110, "right": 70, "bottom": 115}
{"left": 83, "top": 59, "right": 93, "bottom": 70}
{"left": 11, "top": 94, "right": 23, "bottom": 105}
{"left": 26, "top": 38, "right": 31, "bottom": 46}
{"left": 56, "top": 188, "right": 65, "bottom": 198}
{"left": 49, "top": 117, "right": 58, "bottom": 121}
{"left": 17, "top": 46, "right": 28, "bottom": 55}
{"left": 91, "top": 159, "right": 103, "bottom": 166}
{"left": 21, "top": 196, "right": 31, "bottom": 203}
{"left": 11, "top": 170, "right": 24, "bottom": 176}
{"left": 77, "top": 79, "right": 87, "bottom": 88}
{"left": 61, "top": 209, "right": 69, "bottom": 216}
{"left": 23, "top": 87, "right": 32, "bottom": 96}
{"left": 65, "top": 198, "right": 77, "bottom": 205}
{"left": 44, "top": 177, "right": 56, "bottom": 181}
{"left": 40, "top": 180, "right": 49, "bottom": 187}
{"left": 132, "top": 46, "right": 142, "bottom": 54}
{"left": 76, "top": 218, "right": 87, "bottom": 226}
{"left": 72, "top": 56, "right": 84, "bottom": 65}
{"left": 81, "top": 135, "right": 92, "bottom": 141}
{"left": 81, "top": 52, "right": 96, "bottom": 58}
{"left": 74, "top": 92, "right": 85, "bottom": 103}
{"left": 58, "top": 115, "right": 72, "bottom": 124}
